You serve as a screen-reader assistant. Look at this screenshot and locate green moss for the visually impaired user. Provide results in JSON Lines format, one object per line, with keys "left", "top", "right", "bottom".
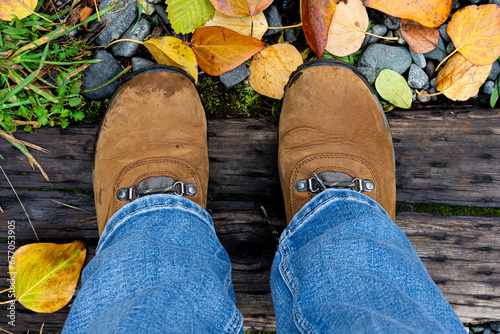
{"left": 78, "top": 99, "right": 109, "bottom": 124}
{"left": 197, "top": 76, "right": 280, "bottom": 117}
{"left": 397, "top": 202, "right": 500, "bottom": 217}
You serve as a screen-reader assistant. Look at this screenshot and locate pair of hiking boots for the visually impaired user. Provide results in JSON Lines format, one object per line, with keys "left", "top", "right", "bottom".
{"left": 93, "top": 60, "right": 396, "bottom": 235}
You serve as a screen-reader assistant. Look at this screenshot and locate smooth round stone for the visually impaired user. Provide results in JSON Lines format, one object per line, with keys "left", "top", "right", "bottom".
{"left": 357, "top": 44, "right": 412, "bottom": 75}
{"left": 94, "top": 0, "right": 137, "bottom": 46}
{"left": 408, "top": 64, "right": 429, "bottom": 89}
{"left": 410, "top": 49, "right": 426, "bottom": 68}
{"left": 424, "top": 37, "right": 447, "bottom": 62}
{"left": 383, "top": 14, "right": 400, "bottom": 30}
{"left": 417, "top": 90, "right": 431, "bottom": 103}
{"left": 82, "top": 50, "right": 122, "bottom": 99}
{"left": 488, "top": 60, "right": 500, "bottom": 81}
{"left": 439, "top": 24, "right": 450, "bottom": 42}
{"left": 483, "top": 81, "right": 495, "bottom": 95}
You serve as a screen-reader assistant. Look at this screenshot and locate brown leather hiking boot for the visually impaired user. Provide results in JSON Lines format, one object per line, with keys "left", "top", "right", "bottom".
{"left": 278, "top": 60, "right": 396, "bottom": 224}
{"left": 93, "top": 67, "right": 208, "bottom": 235}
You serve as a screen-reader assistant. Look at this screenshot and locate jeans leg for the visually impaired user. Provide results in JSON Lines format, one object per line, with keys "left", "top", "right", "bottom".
{"left": 271, "top": 189, "right": 465, "bottom": 334}
{"left": 63, "top": 194, "right": 243, "bottom": 334}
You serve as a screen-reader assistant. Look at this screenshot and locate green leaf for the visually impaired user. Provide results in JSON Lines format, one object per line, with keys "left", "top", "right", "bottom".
{"left": 491, "top": 82, "right": 499, "bottom": 108}
{"left": 165, "top": 0, "right": 215, "bottom": 34}
{"left": 69, "top": 97, "right": 82, "bottom": 107}
{"left": 374, "top": 69, "right": 412, "bottom": 109}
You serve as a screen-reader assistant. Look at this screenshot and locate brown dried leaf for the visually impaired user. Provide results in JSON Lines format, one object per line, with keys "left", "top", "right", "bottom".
{"left": 400, "top": 19, "right": 439, "bottom": 53}
{"left": 249, "top": 44, "right": 303, "bottom": 99}
{"left": 436, "top": 52, "right": 492, "bottom": 101}
{"left": 191, "top": 26, "right": 267, "bottom": 76}
{"left": 302, "top": 0, "right": 338, "bottom": 58}
{"left": 364, "top": 0, "right": 452, "bottom": 28}
{"left": 447, "top": 4, "right": 500, "bottom": 65}
{"left": 325, "top": 0, "right": 368, "bottom": 57}
{"left": 204, "top": 10, "right": 268, "bottom": 40}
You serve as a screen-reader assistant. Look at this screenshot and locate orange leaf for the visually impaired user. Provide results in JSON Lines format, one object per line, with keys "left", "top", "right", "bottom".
{"left": 301, "top": 0, "right": 338, "bottom": 58}
{"left": 436, "top": 52, "right": 492, "bottom": 101}
{"left": 191, "top": 26, "right": 267, "bottom": 76}
{"left": 209, "top": 0, "right": 272, "bottom": 17}
{"left": 447, "top": 4, "right": 500, "bottom": 66}
{"left": 79, "top": 6, "right": 93, "bottom": 28}
{"left": 364, "top": 0, "right": 452, "bottom": 28}
{"left": 400, "top": 19, "right": 439, "bottom": 54}
{"left": 249, "top": 44, "right": 303, "bottom": 99}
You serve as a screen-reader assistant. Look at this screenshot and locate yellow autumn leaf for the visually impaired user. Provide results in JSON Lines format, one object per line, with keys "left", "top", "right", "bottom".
{"left": 436, "top": 52, "right": 492, "bottom": 101}
{"left": 0, "top": 0, "right": 38, "bottom": 21}
{"left": 204, "top": 10, "right": 268, "bottom": 40}
{"left": 325, "top": 0, "right": 368, "bottom": 57}
{"left": 9, "top": 241, "right": 86, "bottom": 313}
{"left": 447, "top": 4, "right": 500, "bottom": 66}
{"left": 143, "top": 37, "right": 199, "bottom": 83}
{"left": 249, "top": 43, "right": 303, "bottom": 99}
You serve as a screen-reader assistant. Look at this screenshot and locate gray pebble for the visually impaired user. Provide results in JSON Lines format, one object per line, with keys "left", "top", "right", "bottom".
{"left": 446, "top": 42, "right": 455, "bottom": 54}
{"left": 408, "top": 64, "right": 429, "bottom": 89}
{"left": 439, "top": 24, "right": 450, "bottom": 42}
{"left": 424, "top": 60, "right": 436, "bottom": 79}
{"left": 430, "top": 77, "right": 437, "bottom": 88}
{"left": 395, "top": 29, "right": 406, "bottom": 45}
{"left": 488, "top": 60, "right": 500, "bottom": 81}
{"left": 94, "top": 0, "right": 137, "bottom": 47}
{"left": 151, "top": 13, "right": 161, "bottom": 27}
{"left": 154, "top": 4, "right": 170, "bottom": 25}
{"left": 82, "top": 50, "right": 122, "bottom": 99}
{"left": 357, "top": 44, "right": 412, "bottom": 75}
{"left": 483, "top": 80, "right": 495, "bottom": 95}
{"left": 263, "top": 5, "right": 282, "bottom": 37}
{"left": 430, "top": 88, "right": 438, "bottom": 101}
{"left": 386, "top": 30, "right": 394, "bottom": 38}
{"left": 422, "top": 82, "right": 430, "bottom": 90}
{"left": 131, "top": 57, "right": 156, "bottom": 71}
{"left": 491, "top": 321, "right": 500, "bottom": 331}
{"left": 469, "top": 0, "right": 481, "bottom": 3}
{"left": 147, "top": 0, "right": 164, "bottom": 4}
{"left": 220, "top": 63, "right": 251, "bottom": 89}
{"left": 424, "top": 37, "right": 447, "bottom": 62}
{"left": 361, "top": 24, "right": 387, "bottom": 48}
{"left": 356, "top": 67, "right": 377, "bottom": 84}
{"left": 383, "top": 14, "right": 400, "bottom": 30}
{"left": 489, "top": 0, "right": 500, "bottom": 4}
{"left": 417, "top": 90, "right": 431, "bottom": 103}
{"left": 110, "top": 19, "right": 152, "bottom": 57}
{"left": 410, "top": 49, "right": 426, "bottom": 68}
{"left": 483, "top": 327, "right": 492, "bottom": 334}
{"left": 412, "top": 90, "right": 417, "bottom": 102}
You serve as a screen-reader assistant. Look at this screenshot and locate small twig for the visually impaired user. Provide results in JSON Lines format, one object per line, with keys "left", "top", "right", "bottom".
{"left": 94, "top": 0, "right": 101, "bottom": 21}
{"left": 0, "top": 166, "right": 39, "bottom": 243}
{"left": 1, "top": 328, "right": 15, "bottom": 334}
{"left": 268, "top": 22, "right": 302, "bottom": 29}
{"left": 50, "top": 199, "right": 93, "bottom": 214}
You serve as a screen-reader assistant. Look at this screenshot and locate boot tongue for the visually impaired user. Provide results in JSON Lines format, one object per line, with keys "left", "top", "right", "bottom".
{"left": 117, "top": 176, "right": 197, "bottom": 202}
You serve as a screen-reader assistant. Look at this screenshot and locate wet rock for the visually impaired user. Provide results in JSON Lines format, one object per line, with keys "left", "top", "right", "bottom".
{"left": 356, "top": 67, "right": 377, "bottom": 84}
{"left": 424, "top": 60, "right": 436, "bottom": 79}
{"left": 417, "top": 90, "right": 431, "bottom": 103}
{"left": 491, "top": 321, "right": 500, "bottom": 331}
{"left": 489, "top": 0, "right": 500, "bottom": 4}
{"left": 469, "top": 0, "right": 481, "bottom": 3}
{"left": 488, "top": 60, "right": 500, "bottom": 81}
{"left": 357, "top": 44, "right": 412, "bottom": 75}
{"left": 446, "top": 42, "right": 455, "bottom": 54}
{"left": 439, "top": 23, "right": 450, "bottom": 42}
{"left": 220, "top": 63, "right": 251, "bottom": 89}
{"left": 383, "top": 14, "right": 400, "bottom": 30}
{"left": 483, "top": 80, "right": 495, "bottom": 95}
{"left": 408, "top": 64, "right": 429, "bottom": 89}
{"left": 410, "top": 49, "right": 426, "bottom": 68}
{"left": 131, "top": 57, "right": 156, "bottom": 71}
{"left": 412, "top": 90, "right": 417, "bottom": 102}
{"left": 82, "top": 50, "right": 122, "bottom": 99}
{"left": 95, "top": 0, "right": 137, "bottom": 46}
{"left": 424, "top": 37, "right": 447, "bottom": 62}
{"left": 110, "top": 19, "right": 152, "bottom": 57}
{"left": 429, "top": 88, "right": 438, "bottom": 101}
{"left": 430, "top": 77, "right": 437, "bottom": 88}
{"left": 395, "top": 29, "right": 406, "bottom": 44}
{"left": 147, "top": 0, "right": 164, "bottom": 4}
{"left": 361, "top": 24, "right": 387, "bottom": 49}
{"left": 264, "top": 5, "right": 282, "bottom": 37}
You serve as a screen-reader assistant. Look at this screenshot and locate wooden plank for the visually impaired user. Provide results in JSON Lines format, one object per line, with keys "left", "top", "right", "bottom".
{"left": 1, "top": 210, "right": 499, "bottom": 332}
{"left": 0, "top": 109, "right": 499, "bottom": 207}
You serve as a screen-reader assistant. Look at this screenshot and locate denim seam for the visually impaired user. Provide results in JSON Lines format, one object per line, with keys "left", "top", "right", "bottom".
{"left": 224, "top": 307, "right": 243, "bottom": 334}
{"left": 99, "top": 203, "right": 213, "bottom": 252}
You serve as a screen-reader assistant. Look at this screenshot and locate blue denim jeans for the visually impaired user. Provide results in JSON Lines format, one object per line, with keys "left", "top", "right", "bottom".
{"left": 63, "top": 190, "right": 464, "bottom": 333}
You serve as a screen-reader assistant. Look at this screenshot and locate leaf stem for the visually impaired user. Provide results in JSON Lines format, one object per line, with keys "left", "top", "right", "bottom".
{"left": 105, "top": 38, "right": 144, "bottom": 49}
{"left": 365, "top": 32, "right": 398, "bottom": 41}
{"left": 268, "top": 23, "right": 302, "bottom": 29}
{"left": 415, "top": 89, "right": 441, "bottom": 97}
{"left": 436, "top": 49, "right": 457, "bottom": 71}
